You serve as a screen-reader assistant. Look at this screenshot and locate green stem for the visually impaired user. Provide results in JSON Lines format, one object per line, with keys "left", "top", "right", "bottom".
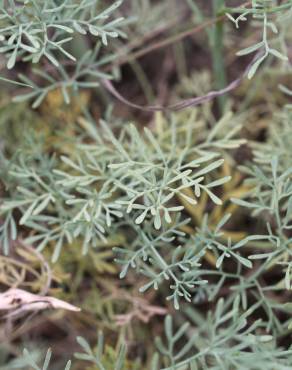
{"left": 171, "top": 0, "right": 187, "bottom": 79}
{"left": 129, "top": 60, "right": 155, "bottom": 104}
{"left": 211, "top": 0, "right": 227, "bottom": 114}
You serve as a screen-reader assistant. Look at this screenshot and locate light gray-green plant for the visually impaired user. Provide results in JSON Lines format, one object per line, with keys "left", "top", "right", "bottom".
{"left": 226, "top": 0, "right": 291, "bottom": 78}
{"left": 6, "top": 298, "right": 292, "bottom": 370}
{"left": 1, "top": 1, "right": 292, "bottom": 369}
{"left": 0, "top": 0, "right": 126, "bottom": 105}
{"left": 0, "top": 110, "right": 245, "bottom": 308}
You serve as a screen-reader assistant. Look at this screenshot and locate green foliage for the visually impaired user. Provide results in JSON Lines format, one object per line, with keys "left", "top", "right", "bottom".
{"left": 17, "top": 349, "right": 71, "bottom": 370}
{"left": 227, "top": 0, "right": 291, "bottom": 78}
{"left": 232, "top": 109, "right": 292, "bottom": 293}
{"left": 0, "top": 0, "right": 126, "bottom": 105}
{"left": 1, "top": 1, "right": 292, "bottom": 369}
{"left": 6, "top": 297, "right": 292, "bottom": 370}
{"left": 1, "top": 99, "right": 292, "bottom": 368}
{"left": 3, "top": 333, "right": 137, "bottom": 370}
{"left": 0, "top": 110, "right": 245, "bottom": 307}
{"left": 0, "top": 0, "right": 124, "bottom": 68}
{"left": 75, "top": 333, "right": 127, "bottom": 370}
{"left": 12, "top": 44, "right": 115, "bottom": 108}
{"left": 156, "top": 298, "right": 292, "bottom": 370}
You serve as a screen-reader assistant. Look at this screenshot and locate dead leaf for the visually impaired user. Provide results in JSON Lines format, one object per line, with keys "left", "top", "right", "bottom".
{"left": 0, "top": 288, "right": 81, "bottom": 314}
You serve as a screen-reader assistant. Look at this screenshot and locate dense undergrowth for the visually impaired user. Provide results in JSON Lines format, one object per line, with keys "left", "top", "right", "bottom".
{"left": 0, "top": 1, "right": 292, "bottom": 369}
